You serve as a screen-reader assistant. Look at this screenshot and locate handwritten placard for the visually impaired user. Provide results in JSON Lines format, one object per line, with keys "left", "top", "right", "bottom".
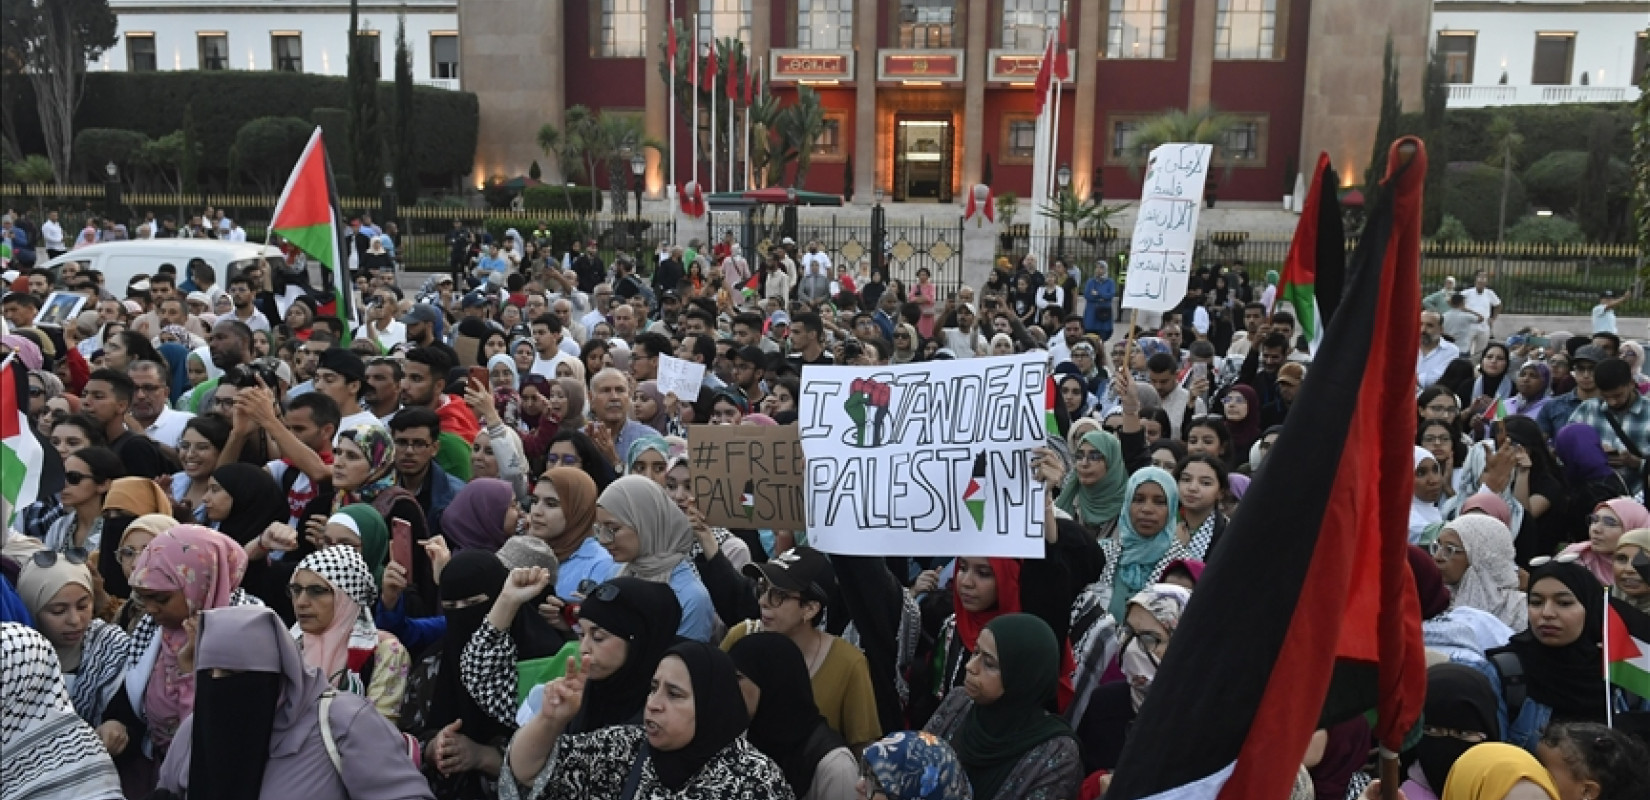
{"left": 657, "top": 354, "right": 706, "bottom": 402}
{"left": 687, "top": 424, "right": 807, "bottom": 530}
{"left": 797, "top": 352, "right": 1049, "bottom": 558}
{"left": 1120, "top": 143, "right": 1212, "bottom": 313}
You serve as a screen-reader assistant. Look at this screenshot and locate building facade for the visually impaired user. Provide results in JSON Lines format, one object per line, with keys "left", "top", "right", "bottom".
{"left": 1432, "top": 0, "right": 1648, "bottom": 109}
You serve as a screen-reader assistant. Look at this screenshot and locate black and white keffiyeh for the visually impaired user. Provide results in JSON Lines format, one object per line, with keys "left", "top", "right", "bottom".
{"left": 1, "top": 623, "right": 123, "bottom": 800}
{"left": 296, "top": 545, "right": 378, "bottom": 611}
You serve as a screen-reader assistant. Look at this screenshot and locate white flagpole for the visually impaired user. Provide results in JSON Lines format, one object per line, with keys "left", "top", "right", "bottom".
{"left": 691, "top": 24, "right": 699, "bottom": 186}
{"left": 668, "top": 0, "right": 676, "bottom": 203}
{"left": 743, "top": 65, "right": 753, "bottom": 190}
{"left": 1606, "top": 585, "right": 1616, "bottom": 729}
{"left": 1049, "top": 37, "right": 1063, "bottom": 203}
{"left": 710, "top": 41, "right": 719, "bottom": 196}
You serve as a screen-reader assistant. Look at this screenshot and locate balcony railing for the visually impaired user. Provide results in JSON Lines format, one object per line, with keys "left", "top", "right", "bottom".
{"left": 1447, "top": 83, "right": 1637, "bottom": 107}
{"left": 415, "top": 77, "right": 459, "bottom": 91}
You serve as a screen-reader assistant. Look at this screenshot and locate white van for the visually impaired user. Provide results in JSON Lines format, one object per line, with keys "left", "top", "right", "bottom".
{"left": 38, "top": 240, "right": 287, "bottom": 294}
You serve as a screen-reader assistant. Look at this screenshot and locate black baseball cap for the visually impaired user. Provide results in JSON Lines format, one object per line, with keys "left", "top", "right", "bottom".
{"left": 732, "top": 345, "right": 766, "bottom": 366}
{"left": 317, "top": 348, "right": 366, "bottom": 383}
{"left": 742, "top": 546, "right": 835, "bottom": 603}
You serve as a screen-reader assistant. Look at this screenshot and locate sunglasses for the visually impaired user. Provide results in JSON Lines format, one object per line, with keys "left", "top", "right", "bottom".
{"left": 32, "top": 548, "right": 89, "bottom": 568}
{"left": 63, "top": 471, "right": 94, "bottom": 485}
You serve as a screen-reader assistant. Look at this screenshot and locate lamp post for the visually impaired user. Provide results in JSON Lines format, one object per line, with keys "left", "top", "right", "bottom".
{"left": 381, "top": 173, "right": 396, "bottom": 233}
{"left": 104, "top": 161, "right": 121, "bottom": 221}
{"left": 871, "top": 187, "right": 886, "bottom": 280}
{"left": 630, "top": 152, "right": 646, "bottom": 220}
{"left": 1055, "top": 163, "right": 1071, "bottom": 261}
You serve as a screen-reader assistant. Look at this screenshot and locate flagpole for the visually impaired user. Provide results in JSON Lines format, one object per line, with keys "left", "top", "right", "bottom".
{"left": 1606, "top": 585, "right": 1616, "bottom": 729}
{"left": 744, "top": 64, "right": 755, "bottom": 190}
{"left": 692, "top": 23, "right": 699, "bottom": 188}
{"left": 727, "top": 60, "right": 735, "bottom": 193}
{"left": 668, "top": 0, "right": 677, "bottom": 206}
{"left": 710, "top": 41, "right": 719, "bottom": 196}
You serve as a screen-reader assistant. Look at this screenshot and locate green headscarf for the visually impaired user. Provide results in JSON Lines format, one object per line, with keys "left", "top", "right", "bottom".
{"left": 951, "top": 613, "right": 1074, "bottom": 800}
{"left": 1054, "top": 430, "right": 1127, "bottom": 528}
{"left": 1264, "top": 269, "right": 1279, "bottom": 286}
{"left": 332, "top": 504, "right": 390, "bottom": 586}
{"left": 1110, "top": 467, "right": 1180, "bottom": 621}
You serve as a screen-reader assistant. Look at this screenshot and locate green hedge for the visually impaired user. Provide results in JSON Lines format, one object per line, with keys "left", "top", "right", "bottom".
{"left": 1443, "top": 162, "right": 1527, "bottom": 240}
{"left": 1521, "top": 150, "right": 1632, "bottom": 213}
{"left": 522, "top": 185, "right": 600, "bottom": 212}
{"left": 1397, "top": 103, "right": 1636, "bottom": 166}
{"left": 8, "top": 71, "right": 477, "bottom": 183}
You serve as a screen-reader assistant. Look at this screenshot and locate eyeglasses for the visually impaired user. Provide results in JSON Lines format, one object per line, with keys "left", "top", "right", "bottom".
{"left": 859, "top": 759, "right": 889, "bottom": 800}
{"left": 548, "top": 453, "right": 580, "bottom": 466}
{"left": 63, "top": 471, "right": 93, "bottom": 485}
{"left": 32, "top": 548, "right": 89, "bottom": 568}
{"left": 393, "top": 439, "right": 433, "bottom": 451}
{"left": 27, "top": 386, "right": 45, "bottom": 397}
{"left": 287, "top": 583, "right": 335, "bottom": 600}
{"left": 1421, "top": 434, "right": 1454, "bottom": 446}
{"left": 578, "top": 580, "right": 623, "bottom": 603}
{"left": 116, "top": 544, "right": 148, "bottom": 564}
{"left": 1590, "top": 514, "right": 1623, "bottom": 528}
{"left": 1428, "top": 541, "right": 1466, "bottom": 558}
{"left": 592, "top": 521, "right": 619, "bottom": 544}
{"left": 134, "top": 383, "right": 167, "bottom": 395}
{"left": 1072, "top": 450, "right": 1107, "bottom": 464}
{"left": 757, "top": 581, "right": 802, "bottom": 607}
{"left": 1117, "top": 624, "right": 1167, "bottom": 665}
{"left": 1529, "top": 552, "right": 1582, "bottom": 567}
{"left": 1220, "top": 395, "right": 1246, "bottom": 405}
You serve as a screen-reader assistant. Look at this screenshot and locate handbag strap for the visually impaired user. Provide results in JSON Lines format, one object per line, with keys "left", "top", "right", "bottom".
{"left": 319, "top": 689, "right": 343, "bottom": 776}
{"left": 618, "top": 740, "right": 650, "bottom": 800}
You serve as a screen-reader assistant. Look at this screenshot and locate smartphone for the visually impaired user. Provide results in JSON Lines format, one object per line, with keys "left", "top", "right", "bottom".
{"left": 468, "top": 365, "right": 488, "bottom": 389}
{"left": 1528, "top": 336, "right": 1550, "bottom": 348}
{"left": 390, "top": 517, "right": 414, "bottom": 574}
{"left": 1191, "top": 363, "right": 1207, "bottom": 382}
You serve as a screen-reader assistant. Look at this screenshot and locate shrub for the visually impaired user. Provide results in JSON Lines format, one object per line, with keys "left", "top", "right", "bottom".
{"left": 232, "top": 117, "right": 314, "bottom": 194}
{"left": 1504, "top": 215, "right": 1586, "bottom": 245}
{"left": 1433, "top": 215, "right": 1472, "bottom": 243}
{"left": 1397, "top": 104, "right": 1636, "bottom": 166}
{"left": 72, "top": 128, "right": 151, "bottom": 180}
{"left": 483, "top": 217, "right": 584, "bottom": 252}
{"left": 1443, "top": 162, "right": 1527, "bottom": 240}
{"left": 1522, "top": 150, "right": 1632, "bottom": 213}
{"left": 522, "top": 185, "right": 599, "bottom": 212}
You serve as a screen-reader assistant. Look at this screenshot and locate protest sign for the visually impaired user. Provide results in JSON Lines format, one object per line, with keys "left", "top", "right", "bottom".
{"left": 797, "top": 352, "right": 1050, "bottom": 558}
{"left": 33, "top": 292, "right": 84, "bottom": 328}
{"left": 1120, "top": 143, "right": 1213, "bottom": 313}
{"left": 687, "top": 424, "right": 806, "bottom": 530}
{"left": 657, "top": 354, "right": 706, "bottom": 401}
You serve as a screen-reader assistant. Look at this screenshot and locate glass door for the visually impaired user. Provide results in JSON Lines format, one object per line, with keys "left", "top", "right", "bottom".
{"left": 895, "top": 117, "right": 952, "bottom": 202}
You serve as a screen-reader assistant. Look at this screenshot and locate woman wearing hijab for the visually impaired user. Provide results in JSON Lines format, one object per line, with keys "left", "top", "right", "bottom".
{"left": 1072, "top": 584, "right": 1191, "bottom": 774}
{"left": 488, "top": 353, "right": 522, "bottom": 427}
{"left": 634, "top": 380, "right": 671, "bottom": 434}
{"left": 1, "top": 624, "right": 124, "bottom": 800}
{"left": 1435, "top": 515, "right": 1528, "bottom": 633}
{"left": 106, "top": 514, "right": 177, "bottom": 632}
{"left": 443, "top": 478, "right": 521, "bottom": 553}
{"left": 891, "top": 323, "right": 922, "bottom": 364}
{"left": 1611, "top": 528, "right": 1650, "bottom": 614}
{"left": 17, "top": 551, "right": 130, "bottom": 731}
{"left": 334, "top": 426, "right": 435, "bottom": 616}
{"left": 1506, "top": 362, "right": 1551, "bottom": 419}
{"left": 1401, "top": 664, "right": 1505, "bottom": 800}
{"left": 1439, "top": 743, "right": 1560, "bottom": 800}
{"left": 594, "top": 476, "right": 715, "bottom": 642}
{"left": 861, "top": 731, "right": 975, "bottom": 800}
{"left": 104, "top": 525, "right": 258, "bottom": 794}
{"left": 727, "top": 633, "right": 858, "bottom": 800}
{"left": 1412, "top": 447, "right": 1447, "bottom": 543}
{"left": 923, "top": 614, "right": 1081, "bottom": 800}
{"left": 503, "top": 640, "right": 791, "bottom": 800}
{"left": 152, "top": 606, "right": 434, "bottom": 800}
{"left": 203, "top": 462, "right": 294, "bottom": 615}
{"left": 1552, "top": 424, "right": 1629, "bottom": 546}
{"left": 1491, "top": 417, "right": 1568, "bottom": 566}
{"left": 1051, "top": 430, "right": 1128, "bottom": 538}
{"left": 1055, "top": 373, "right": 1092, "bottom": 421}
{"left": 1559, "top": 498, "right": 1650, "bottom": 586}
{"left": 1487, "top": 560, "right": 1649, "bottom": 752}
{"left": 179, "top": 345, "right": 222, "bottom": 413}
{"left": 1218, "top": 384, "right": 1263, "bottom": 461}
{"left": 288, "top": 546, "right": 409, "bottom": 722}
{"left": 1094, "top": 467, "right": 1183, "bottom": 622}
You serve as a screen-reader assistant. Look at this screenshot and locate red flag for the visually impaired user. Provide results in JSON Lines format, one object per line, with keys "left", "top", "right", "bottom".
{"left": 744, "top": 66, "right": 756, "bottom": 105}
{"left": 666, "top": 22, "right": 677, "bottom": 71}
{"left": 1032, "top": 34, "right": 1055, "bottom": 116}
{"left": 705, "top": 45, "right": 719, "bottom": 93}
{"left": 1052, "top": 16, "right": 1070, "bottom": 81}
{"left": 726, "top": 51, "right": 739, "bottom": 100}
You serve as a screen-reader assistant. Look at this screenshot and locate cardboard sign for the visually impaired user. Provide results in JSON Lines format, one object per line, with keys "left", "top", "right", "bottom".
{"left": 797, "top": 352, "right": 1049, "bottom": 558}
{"left": 1121, "top": 143, "right": 1213, "bottom": 313}
{"left": 657, "top": 354, "right": 706, "bottom": 401}
{"left": 687, "top": 424, "right": 807, "bottom": 530}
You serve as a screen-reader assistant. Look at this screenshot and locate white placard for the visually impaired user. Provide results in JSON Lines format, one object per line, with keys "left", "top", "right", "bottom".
{"left": 656, "top": 354, "right": 706, "bottom": 401}
{"left": 33, "top": 291, "right": 85, "bottom": 328}
{"left": 1120, "top": 143, "right": 1213, "bottom": 313}
{"left": 798, "top": 352, "right": 1050, "bottom": 558}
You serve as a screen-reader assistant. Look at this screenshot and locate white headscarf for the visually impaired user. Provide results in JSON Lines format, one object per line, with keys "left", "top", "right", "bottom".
{"left": 1409, "top": 447, "right": 1443, "bottom": 543}
{"left": 1444, "top": 514, "right": 1527, "bottom": 631}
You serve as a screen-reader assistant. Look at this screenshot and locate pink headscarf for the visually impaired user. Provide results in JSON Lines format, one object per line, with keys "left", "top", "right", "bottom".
{"left": 1563, "top": 498, "right": 1650, "bottom": 585}
{"left": 1, "top": 334, "right": 42, "bottom": 370}
{"left": 1461, "top": 491, "right": 1513, "bottom": 528}
{"left": 129, "top": 524, "right": 248, "bottom": 747}
{"left": 741, "top": 413, "right": 778, "bottom": 427}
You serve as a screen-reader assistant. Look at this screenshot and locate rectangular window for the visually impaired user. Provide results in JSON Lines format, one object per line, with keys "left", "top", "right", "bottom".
{"left": 796, "top": 0, "right": 853, "bottom": 50}
{"left": 361, "top": 31, "right": 382, "bottom": 77}
{"left": 272, "top": 33, "right": 303, "bottom": 73}
{"left": 1110, "top": 119, "right": 1141, "bottom": 160}
{"left": 1220, "top": 121, "right": 1261, "bottom": 163}
{"left": 813, "top": 117, "right": 843, "bottom": 157}
{"left": 1214, "top": 0, "right": 1275, "bottom": 60}
{"left": 697, "top": 0, "right": 752, "bottom": 45}
{"left": 1001, "top": 0, "right": 1060, "bottom": 51}
{"left": 1107, "top": 0, "right": 1168, "bottom": 60}
{"left": 1437, "top": 32, "right": 1476, "bottom": 83}
{"left": 1530, "top": 32, "right": 1574, "bottom": 85}
{"left": 1005, "top": 118, "right": 1037, "bottom": 162}
{"left": 1634, "top": 32, "right": 1648, "bottom": 85}
{"left": 127, "top": 33, "right": 157, "bottom": 72}
{"left": 431, "top": 33, "right": 459, "bottom": 79}
{"left": 600, "top": 0, "right": 647, "bottom": 58}
{"left": 898, "top": 0, "right": 956, "bottom": 49}
{"left": 197, "top": 32, "right": 228, "bottom": 70}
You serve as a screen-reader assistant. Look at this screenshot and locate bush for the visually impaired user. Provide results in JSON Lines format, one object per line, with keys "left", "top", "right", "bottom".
{"left": 1443, "top": 162, "right": 1526, "bottom": 240}
{"left": 483, "top": 217, "right": 584, "bottom": 252}
{"left": 73, "top": 128, "right": 151, "bottom": 180}
{"left": 1397, "top": 104, "right": 1636, "bottom": 166}
{"left": 522, "top": 185, "right": 599, "bottom": 212}
{"left": 7, "top": 71, "right": 478, "bottom": 186}
{"left": 1433, "top": 214, "right": 1472, "bottom": 243}
{"left": 232, "top": 117, "right": 314, "bottom": 193}
{"left": 1504, "top": 215, "right": 1586, "bottom": 245}
{"left": 309, "top": 108, "right": 353, "bottom": 193}
{"left": 1522, "top": 150, "right": 1632, "bottom": 213}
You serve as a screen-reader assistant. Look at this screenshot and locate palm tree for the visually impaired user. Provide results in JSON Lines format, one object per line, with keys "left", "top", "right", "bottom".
{"left": 777, "top": 87, "right": 826, "bottom": 187}
{"left": 538, "top": 106, "right": 662, "bottom": 214}
{"left": 1126, "top": 106, "right": 1236, "bottom": 176}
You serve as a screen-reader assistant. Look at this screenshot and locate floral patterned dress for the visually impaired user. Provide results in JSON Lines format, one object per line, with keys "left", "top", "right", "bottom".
{"left": 499, "top": 725, "right": 795, "bottom": 800}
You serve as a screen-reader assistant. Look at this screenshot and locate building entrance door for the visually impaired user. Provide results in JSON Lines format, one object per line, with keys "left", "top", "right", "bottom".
{"left": 893, "top": 116, "right": 953, "bottom": 202}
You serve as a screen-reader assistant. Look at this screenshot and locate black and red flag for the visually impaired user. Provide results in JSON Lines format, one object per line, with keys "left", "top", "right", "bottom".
{"left": 1104, "top": 137, "right": 1431, "bottom": 800}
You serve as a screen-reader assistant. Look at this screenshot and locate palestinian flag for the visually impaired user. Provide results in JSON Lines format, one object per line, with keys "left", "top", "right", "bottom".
{"left": 270, "top": 127, "right": 353, "bottom": 344}
{"left": 1, "top": 354, "right": 42, "bottom": 527}
{"left": 1044, "top": 377, "right": 1059, "bottom": 437}
{"left": 1106, "top": 137, "right": 1430, "bottom": 800}
{"left": 1607, "top": 597, "right": 1650, "bottom": 699}
{"left": 741, "top": 270, "right": 762, "bottom": 299}
{"left": 964, "top": 452, "right": 987, "bottom": 531}
{"left": 741, "top": 479, "right": 756, "bottom": 520}
{"left": 1277, "top": 152, "right": 1346, "bottom": 356}
{"left": 1483, "top": 397, "right": 1508, "bottom": 422}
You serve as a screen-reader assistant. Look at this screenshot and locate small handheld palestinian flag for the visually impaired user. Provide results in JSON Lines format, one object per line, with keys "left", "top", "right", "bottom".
{"left": 1482, "top": 397, "right": 1507, "bottom": 422}
{"left": 963, "top": 453, "right": 987, "bottom": 531}
{"left": 741, "top": 270, "right": 762, "bottom": 299}
{"left": 1606, "top": 595, "right": 1650, "bottom": 700}
{"left": 741, "top": 479, "right": 756, "bottom": 521}
{"left": 1044, "top": 377, "right": 1060, "bottom": 437}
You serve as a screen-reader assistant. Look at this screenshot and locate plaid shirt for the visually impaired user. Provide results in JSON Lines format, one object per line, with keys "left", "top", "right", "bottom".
{"left": 1567, "top": 395, "right": 1650, "bottom": 459}
{"left": 15, "top": 496, "right": 67, "bottom": 542}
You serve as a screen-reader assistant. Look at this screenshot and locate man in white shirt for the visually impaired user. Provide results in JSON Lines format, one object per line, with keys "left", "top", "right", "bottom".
{"left": 225, "top": 223, "right": 246, "bottom": 242}
{"left": 581, "top": 283, "right": 614, "bottom": 335}
{"left": 1592, "top": 289, "right": 1629, "bottom": 335}
{"left": 1460, "top": 270, "right": 1500, "bottom": 357}
{"left": 226, "top": 274, "right": 271, "bottom": 332}
{"left": 313, "top": 347, "right": 383, "bottom": 440}
{"left": 129, "top": 360, "right": 193, "bottom": 448}
{"left": 1417, "top": 311, "right": 1460, "bottom": 389}
{"left": 529, "top": 314, "right": 572, "bottom": 379}
{"left": 40, "top": 210, "right": 65, "bottom": 259}
{"left": 354, "top": 287, "right": 406, "bottom": 350}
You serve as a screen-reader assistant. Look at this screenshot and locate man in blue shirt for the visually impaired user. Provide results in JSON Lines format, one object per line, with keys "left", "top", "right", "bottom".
{"left": 475, "top": 243, "right": 509, "bottom": 287}
{"left": 1538, "top": 345, "right": 1604, "bottom": 439}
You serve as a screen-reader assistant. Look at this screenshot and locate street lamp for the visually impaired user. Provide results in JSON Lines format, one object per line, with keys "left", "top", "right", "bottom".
{"left": 871, "top": 187, "right": 886, "bottom": 279}
{"left": 103, "top": 161, "right": 121, "bottom": 221}
{"left": 1055, "top": 163, "right": 1072, "bottom": 261}
{"left": 629, "top": 152, "right": 646, "bottom": 217}
{"left": 105, "top": 161, "right": 118, "bottom": 180}
{"left": 381, "top": 172, "right": 397, "bottom": 233}
{"left": 1056, "top": 163, "right": 1071, "bottom": 189}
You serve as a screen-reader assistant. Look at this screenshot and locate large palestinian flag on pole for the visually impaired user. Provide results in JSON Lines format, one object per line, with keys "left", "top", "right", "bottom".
{"left": 1277, "top": 152, "right": 1346, "bottom": 356}
{"left": 1, "top": 353, "right": 42, "bottom": 527}
{"left": 270, "top": 127, "right": 353, "bottom": 344}
{"left": 1105, "top": 138, "right": 1430, "bottom": 800}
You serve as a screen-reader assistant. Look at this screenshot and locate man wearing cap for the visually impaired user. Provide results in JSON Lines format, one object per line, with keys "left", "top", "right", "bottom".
{"left": 315, "top": 347, "right": 381, "bottom": 437}
{"left": 399, "top": 303, "right": 459, "bottom": 366}
{"left": 721, "top": 546, "right": 883, "bottom": 750}
{"left": 1540, "top": 344, "right": 1606, "bottom": 439}
{"left": 1592, "top": 289, "right": 1630, "bottom": 336}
